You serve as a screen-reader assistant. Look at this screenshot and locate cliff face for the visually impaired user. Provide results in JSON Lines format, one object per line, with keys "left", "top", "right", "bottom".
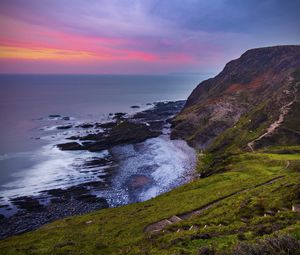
{"left": 171, "top": 45, "right": 300, "bottom": 153}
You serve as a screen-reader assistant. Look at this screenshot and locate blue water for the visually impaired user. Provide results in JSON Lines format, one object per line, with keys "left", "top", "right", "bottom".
{"left": 0, "top": 74, "right": 208, "bottom": 207}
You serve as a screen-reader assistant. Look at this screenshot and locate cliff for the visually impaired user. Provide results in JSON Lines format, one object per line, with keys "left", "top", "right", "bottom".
{"left": 171, "top": 46, "right": 300, "bottom": 155}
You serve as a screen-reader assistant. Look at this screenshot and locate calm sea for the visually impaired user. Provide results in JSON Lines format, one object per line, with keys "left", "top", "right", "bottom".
{"left": 0, "top": 74, "right": 208, "bottom": 207}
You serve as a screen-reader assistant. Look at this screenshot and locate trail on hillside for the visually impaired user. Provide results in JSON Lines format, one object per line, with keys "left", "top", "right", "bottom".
{"left": 247, "top": 81, "right": 298, "bottom": 152}
{"left": 144, "top": 175, "right": 284, "bottom": 233}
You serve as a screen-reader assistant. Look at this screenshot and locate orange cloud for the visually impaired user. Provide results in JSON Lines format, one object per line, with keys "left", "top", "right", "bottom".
{"left": 0, "top": 46, "right": 94, "bottom": 60}
{"left": 0, "top": 45, "right": 159, "bottom": 63}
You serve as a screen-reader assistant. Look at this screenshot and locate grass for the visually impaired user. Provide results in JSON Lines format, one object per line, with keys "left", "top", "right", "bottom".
{"left": 0, "top": 150, "right": 299, "bottom": 255}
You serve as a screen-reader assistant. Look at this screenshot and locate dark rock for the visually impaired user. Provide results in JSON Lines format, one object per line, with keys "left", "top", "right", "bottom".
{"left": 95, "top": 122, "right": 117, "bottom": 129}
{"left": 76, "top": 123, "right": 94, "bottom": 129}
{"left": 10, "top": 196, "right": 44, "bottom": 212}
{"left": 113, "top": 112, "right": 127, "bottom": 120}
{"left": 148, "top": 121, "right": 165, "bottom": 131}
{"left": 75, "top": 194, "right": 108, "bottom": 205}
{"left": 79, "top": 132, "right": 104, "bottom": 141}
{"left": 56, "top": 125, "right": 72, "bottom": 130}
{"left": 49, "top": 114, "right": 61, "bottom": 118}
{"left": 57, "top": 142, "right": 83, "bottom": 150}
{"left": 84, "top": 156, "right": 114, "bottom": 168}
{"left": 131, "top": 105, "right": 140, "bottom": 109}
{"left": 66, "top": 135, "right": 80, "bottom": 140}
{"left": 62, "top": 117, "right": 70, "bottom": 120}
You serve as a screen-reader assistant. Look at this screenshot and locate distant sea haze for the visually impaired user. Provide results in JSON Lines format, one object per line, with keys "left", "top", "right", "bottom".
{"left": 0, "top": 74, "right": 207, "bottom": 208}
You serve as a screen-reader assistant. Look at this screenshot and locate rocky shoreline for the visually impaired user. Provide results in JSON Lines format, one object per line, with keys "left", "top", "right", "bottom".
{"left": 0, "top": 100, "right": 187, "bottom": 239}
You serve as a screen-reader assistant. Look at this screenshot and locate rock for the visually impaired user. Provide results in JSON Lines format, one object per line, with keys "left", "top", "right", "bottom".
{"left": 66, "top": 135, "right": 80, "bottom": 140}
{"left": 148, "top": 120, "right": 165, "bottom": 131}
{"left": 79, "top": 132, "right": 104, "bottom": 141}
{"left": 168, "top": 215, "right": 182, "bottom": 223}
{"left": 128, "top": 175, "right": 151, "bottom": 189}
{"left": 84, "top": 156, "right": 114, "bottom": 168}
{"left": 10, "top": 196, "right": 44, "bottom": 212}
{"left": 131, "top": 105, "right": 140, "bottom": 109}
{"left": 49, "top": 114, "right": 61, "bottom": 118}
{"left": 264, "top": 210, "right": 276, "bottom": 216}
{"left": 50, "top": 198, "right": 66, "bottom": 204}
{"left": 62, "top": 116, "right": 70, "bottom": 120}
{"left": 76, "top": 123, "right": 94, "bottom": 129}
{"left": 95, "top": 122, "right": 117, "bottom": 129}
{"left": 57, "top": 142, "right": 83, "bottom": 150}
{"left": 292, "top": 204, "right": 300, "bottom": 212}
{"left": 82, "top": 121, "right": 161, "bottom": 152}
{"left": 56, "top": 125, "right": 72, "bottom": 130}
{"left": 113, "top": 112, "right": 127, "bottom": 120}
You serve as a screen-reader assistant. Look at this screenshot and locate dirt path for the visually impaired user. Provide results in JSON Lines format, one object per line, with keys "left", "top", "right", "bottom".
{"left": 247, "top": 84, "right": 298, "bottom": 152}
{"left": 144, "top": 175, "right": 284, "bottom": 233}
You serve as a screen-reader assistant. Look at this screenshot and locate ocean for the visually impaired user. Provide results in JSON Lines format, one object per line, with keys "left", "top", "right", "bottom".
{"left": 0, "top": 74, "right": 208, "bottom": 214}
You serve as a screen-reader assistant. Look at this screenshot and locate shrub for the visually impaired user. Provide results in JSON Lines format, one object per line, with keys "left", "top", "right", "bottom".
{"left": 232, "top": 235, "right": 300, "bottom": 255}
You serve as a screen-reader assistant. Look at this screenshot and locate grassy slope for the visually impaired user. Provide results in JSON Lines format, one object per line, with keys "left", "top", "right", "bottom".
{"left": 0, "top": 149, "right": 299, "bottom": 255}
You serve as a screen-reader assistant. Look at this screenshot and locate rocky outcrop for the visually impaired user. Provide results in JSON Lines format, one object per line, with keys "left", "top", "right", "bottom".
{"left": 58, "top": 100, "right": 185, "bottom": 152}
{"left": 171, "top": 45, "right": 300, "bottom": 151}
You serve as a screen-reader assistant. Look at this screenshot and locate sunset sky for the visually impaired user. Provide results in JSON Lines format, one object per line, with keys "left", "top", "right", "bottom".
{"left": 0, "top": 0, "right": 299, "bottom": 74}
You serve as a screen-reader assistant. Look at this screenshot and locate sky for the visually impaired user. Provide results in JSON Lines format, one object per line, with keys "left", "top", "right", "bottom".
{"left": 0, "top": 0, "right": 299, "bottom": 74}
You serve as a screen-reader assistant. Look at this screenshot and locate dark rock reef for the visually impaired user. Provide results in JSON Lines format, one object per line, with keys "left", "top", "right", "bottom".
{"left": 57, "top": 100, "right": 185, "bottom": 152}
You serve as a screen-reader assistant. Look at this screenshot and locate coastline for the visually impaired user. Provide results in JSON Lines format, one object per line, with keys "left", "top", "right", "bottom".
{"left": 0, "top": 100, "right": 196, "bottom": 239}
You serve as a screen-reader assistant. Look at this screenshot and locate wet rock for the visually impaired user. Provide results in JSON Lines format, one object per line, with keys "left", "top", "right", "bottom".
{"left": 95, "top": 122, "right": 117, "bottom": 129}
{"left": 128, "top": 175, "right": 152, "bottom": 189}
{"left": 132, "top": 101, "right": 185, "bottom": 121}
{"left": 58, "top": 101, "right": 184, "bottom": 152}
{"left": 148, "top": 121, "right": 165, "bottom": 131}
{"left": 84, "top": 157, "right": 114, "bottom": 168}
{"left": 75, "top": 194, "right": 108, "bottom": 205}
{"left": 79, "top": 132, "right": 104, "bottom": 141}
{"left": 10, "top": 196, "right": 44, "bottom": 212}
{"left": 49, "top": 114, "right": 61, "bottom": 118}
{"left": 113, "top": 112, "right": 127, "bottom": 120}
{"left": 50, "top": 198, "right": 66, "bottom": 204}
{"left": 56, "top": 125, "right": 72, "bottom": 130}
{"left": 76, "top": 123, "right": 94, "bottom": 129}
{"left": 77, "top": 121, "right": 161, "bottom": 152}
{"left": 66, "top": 135, "right": 80, "bottom": 140}
{"left": 57, "top": 142, "right": 83, "bottom": 150}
